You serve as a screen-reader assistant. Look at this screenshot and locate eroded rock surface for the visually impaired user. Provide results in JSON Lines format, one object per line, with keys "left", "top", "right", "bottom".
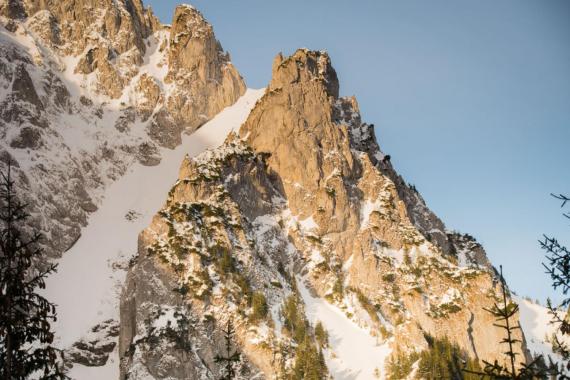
{"left": 66, "top": 319, "right": 120, "bottom": 367}
{"left": 120, "top": 49, "right": 527, "bottom": 379}
{"left": 0, "top": 0, "right": 245, "bottom": 258}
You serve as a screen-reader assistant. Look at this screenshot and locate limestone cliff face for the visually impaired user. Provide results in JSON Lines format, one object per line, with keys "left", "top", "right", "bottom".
{"left": 0, "top": 0, "right": 245, "bottom": 257}
{"left": 242, "top": 49, "right": 520, "bottom": 363}
{"left": 3, "top": 0, "right": 159, "bottom": 98}
{"left": 120, "top": 137, "right": 284, "bottom": 379}
{"left": 159, "top": 4, "right": 245, "bottom": 148}
{"left": 120, "top": 49, "right": 527, "bottom": 379}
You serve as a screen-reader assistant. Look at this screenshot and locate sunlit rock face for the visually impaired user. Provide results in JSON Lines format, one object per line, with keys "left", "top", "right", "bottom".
{"left": 119, "top": 48, "right": 527, "bottom": 379}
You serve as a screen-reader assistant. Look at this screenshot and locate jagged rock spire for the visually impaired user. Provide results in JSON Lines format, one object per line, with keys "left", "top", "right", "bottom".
{"left": 270, "top": 49, "right": 339, "bottom": 99}
{"left": 120, "top": 48, "right": 524, "bottom": 379}
{"left": 0, "top": 0, "right": 245, "bottom": 257}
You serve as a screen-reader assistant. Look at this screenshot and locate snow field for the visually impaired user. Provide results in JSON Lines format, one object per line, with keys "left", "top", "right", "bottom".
{"left": 298, "top": 279, "right": 392, "bottom": 380}
{"left": 43, "top": 88, "right": 265, "bottom": 379}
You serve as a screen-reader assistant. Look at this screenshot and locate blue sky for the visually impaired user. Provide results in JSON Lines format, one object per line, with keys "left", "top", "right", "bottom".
{"left": 147, "top": 0, "right": 570, "bottom": 303}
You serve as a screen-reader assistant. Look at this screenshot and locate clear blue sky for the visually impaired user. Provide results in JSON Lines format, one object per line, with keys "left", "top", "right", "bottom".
{"left": 147, "top": 0, "right": 570, "bottom": 303}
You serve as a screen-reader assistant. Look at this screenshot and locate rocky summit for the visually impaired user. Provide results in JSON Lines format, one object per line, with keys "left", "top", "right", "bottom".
{"left": 0, "top": 0, "right": 244, "bottom": 258}
{"left": 0, "top": 1, "right": 558, "bottom": 379}
{"left": 119, "top": 49, "right": 527, "bottom": 379}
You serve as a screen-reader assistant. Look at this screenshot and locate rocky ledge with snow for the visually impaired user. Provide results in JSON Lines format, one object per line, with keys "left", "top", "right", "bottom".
{"left": 0, "top": 1, "right": 552, "bottom": 379}
{"left": 0, "top": 0, "right": 244, "bottom": 258}
{"left": 119, "top": 49, "right": 532, "bottom": 379}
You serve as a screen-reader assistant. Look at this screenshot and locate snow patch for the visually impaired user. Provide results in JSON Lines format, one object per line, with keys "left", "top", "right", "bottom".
{"left": 43, "top": 89, "right": 264, "bottom": 362}
{"left": 152, "top": 307, "right": 181, "bottom": 330}
{"left": 298, "top": 279, "right": 392, "bottom": 380}
{"left": 360, "top": 199, "right": 378, "bottom": 229}
{"left": 516, "top": 296, "right": 569, "bottom": 367}
{"left": 299, "top": 215, "right": 318, "bottom": 231}
{"left": 67, "top": 348, "right": 120, "bottom": 380}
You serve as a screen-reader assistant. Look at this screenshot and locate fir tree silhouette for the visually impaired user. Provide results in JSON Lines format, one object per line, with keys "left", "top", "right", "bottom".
{"left": 463, "top": 266, "right": 551, "bottom": 379}
{"left": 0, "top": 162, "right": 66, "bottom": 379}
{"left": 214, "top": 318, "right": 241, "bottom": 380}
{"left": 540, "top": 193, "right": 570, "bottom": 374}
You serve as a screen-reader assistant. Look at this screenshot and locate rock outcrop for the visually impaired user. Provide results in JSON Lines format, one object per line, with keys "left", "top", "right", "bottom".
{"left": 0, "top": 0, "right": 245, "bottom": 258}
{"left": 120, "top": 49, "right": 527, "bottom": 379}
{"left": 66, "top": 319, "right": 120, "bottom": 368}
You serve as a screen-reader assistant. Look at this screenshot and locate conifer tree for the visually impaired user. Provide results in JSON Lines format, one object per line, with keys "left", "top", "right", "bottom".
{"left": 251, "top": 292, "right": 268, "bottom": 323}
{"left": 292, "top": 335, "right": 327, "bottom": 380}
{"left": 540, "top": 193, "right": 570, "bottom": 372}
{"left": 463, "top": 266, "right": 550, "bottom": 379}
{"left": 314, "top": 321, "right": 328, "bottom": 348}
{"left": 461, "top": 193, "right": 570, "bottom": 379}
{"left": 214, "top": 318, "right": 241, "bottom": 380}
{"left": 279, "top": 282, "right": 328, "bottom": 380}
{"left": 0, "top": 162, "right": 66, "bottom": 379}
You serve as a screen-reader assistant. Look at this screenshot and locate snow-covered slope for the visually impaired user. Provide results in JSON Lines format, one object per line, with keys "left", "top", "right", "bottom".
{"left": 298, "top": 279, "right": 392, "bottom": 380}
{"left": 2, "top": 2, "right": 542, "bottom": 379}
{"left": 516, "top": 296, "right": 569, "bottom": 366}
{"left": 42, "top": 88, "right": 264, "bottom": 379}
{"left": 0, "top": 0, "right": 245, "bottom": 260}
{"left": 118, "top": 49, "right": 525, "bottom": 379}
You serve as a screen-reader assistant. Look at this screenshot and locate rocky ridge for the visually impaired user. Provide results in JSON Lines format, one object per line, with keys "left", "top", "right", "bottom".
{"left": 0, "top": 0, "right": 245, "bottom": 257}
{"left": 119, "top": 49, "right": 529, "bottom": 379}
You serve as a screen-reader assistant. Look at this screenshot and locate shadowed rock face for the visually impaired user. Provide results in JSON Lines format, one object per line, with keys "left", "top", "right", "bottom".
{"left": 120, "top": 49, "right": 526, "bottom": 379}
{"left": 66, "top": 319, "right": 119, "bottom": 367}
{"left": 11, "top": 63, "right": 43, "bottom": 110}
{"left": 0, "top": 0, "right": 245, "bottom": 258}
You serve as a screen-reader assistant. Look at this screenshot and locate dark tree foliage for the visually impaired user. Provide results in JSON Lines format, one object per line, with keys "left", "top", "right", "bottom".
{"left": 387, "top": 336, "right": 481, "bottom": 380}
{"left": 291, "top": 335, "right": 326, "bottom": 380}
{"left": 463, "top": 266, "right": 554, "bottom": 379}
{"left": 279, "top": 282, "right": 328, "bottom": 380}
{"left": 463, "top": 193, "right": 570, "bottom": 379}
{"left": 540, "top": 193, "right": 570, "bottom": 375}
{"left": 541, "top": 195, "right": 570, "bottom": 310}
{"left": 314, "top": 321, "right": 328, "bottom": 348}
{"left": 387, "top": 350, "right": 419, "bottom": 380}
{"left": 250, "top": 292, "right": 268, "bottom": 323}
{"left": 0, "top": 163, "right": 66, "bottom": 379}
{"left": 418, "top": 336, "right": 482, "bottom": 380}
{"left": 214, "top": 318, "right": 241, "bottom": 380}
{"left": 281, "top": 295, "right": 308, "bottom": 344}
{"left": 541, "top": 195, "right": 570, "bottom": 308}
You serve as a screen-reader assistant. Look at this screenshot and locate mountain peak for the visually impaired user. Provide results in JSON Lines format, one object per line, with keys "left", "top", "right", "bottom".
{"left": 120, "top": 42, "right": 523, "bottom": 378}
{"left": 168, "top": 2, "right": 220, "bottom": 75}
{"left": 0, "top": 0, "right": 244, "bottom": 259}
{"left": 270, "top": 49, "right": 339, "bottom": 99}
{"left": 0, "top": 2, "right": 542, "bottom": 379}
{"left": 2, "top": 0, "right": 159, "bottom": 55}
{"left": 171, "top": 3, "right": 208, "bottom": 32}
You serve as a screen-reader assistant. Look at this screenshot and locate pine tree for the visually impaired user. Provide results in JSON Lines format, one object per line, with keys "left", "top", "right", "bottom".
{"left": 214, "top": 318, "right": 241, "bottom": 380}
{"left": 314, "top": 321, "right": 328, "bottom": 348}
{"left": 388, "top": 336, "right": 481, "bottom": 380}
{"left": 292, "top": 335, "right": 327, "bottom": 380}
{"left": 251, "top": 292, "right": 268, "bottom": 323}
{"left": 540, "top": 193, "right": 570, "bottom": 373}
{"left": 278, "top": 284, "right": 328, "bottom": 380}
{"left": 0, "top": 162, "right": 66, "bottom": 379}
{"left": 463, "top": 266, "right": 550, "bottom": 379}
